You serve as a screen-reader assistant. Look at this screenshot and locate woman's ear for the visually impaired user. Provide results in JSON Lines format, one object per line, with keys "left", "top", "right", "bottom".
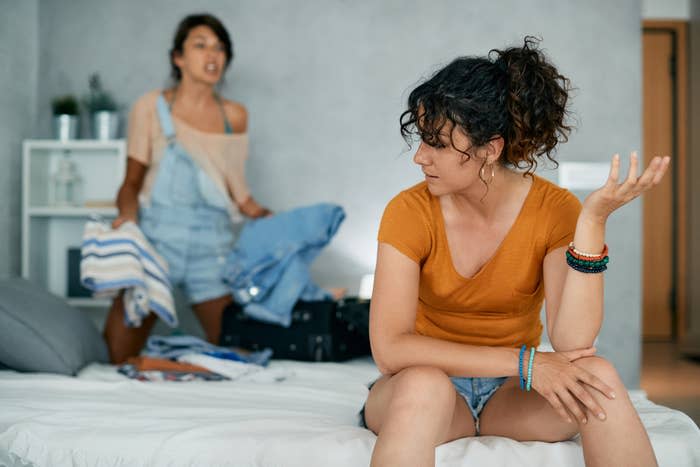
{"left": 486, "top": 136, "right": 505, "bottom": 164}
{"left": 172, "top": 51, "right": 183, "bottom": 70}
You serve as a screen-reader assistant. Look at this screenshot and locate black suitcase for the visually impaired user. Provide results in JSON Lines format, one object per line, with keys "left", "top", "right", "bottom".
{"left": 219, "top": 298, "right": 371, "bottom": 362}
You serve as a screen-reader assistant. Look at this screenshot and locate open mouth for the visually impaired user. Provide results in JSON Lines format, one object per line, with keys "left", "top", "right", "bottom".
{"left": 205, "top": 63, "right": 218, "bottom": 73}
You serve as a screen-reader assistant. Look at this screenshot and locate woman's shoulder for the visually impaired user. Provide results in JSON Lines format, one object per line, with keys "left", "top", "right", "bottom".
{"left": 398, "top": 181, "right": 432, "bottom": 201}
{"left": 532, "top": 174, "right": 580, "bottom": 208}
{"left": 130, "top": 89, "right": 162, "bottom": 114}
{"left": 221, "top": 98, "right": 248, "bottom": 132}
{"left": 533, "top": 175, "right": 576, "bottom": 199}
{"left": 384, "top": 182, "right": 434, "bottom": 219}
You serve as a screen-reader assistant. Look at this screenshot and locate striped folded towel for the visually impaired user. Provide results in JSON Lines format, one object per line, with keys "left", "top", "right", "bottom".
{"left": 80, "top": 220, "right": 177, "bottom": 327}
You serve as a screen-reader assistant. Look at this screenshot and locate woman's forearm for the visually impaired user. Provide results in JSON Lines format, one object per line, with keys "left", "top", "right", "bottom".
{"left": 373, "top": 332, "right": 520, "bottom": 378}
{"left": 550, "top": 210, "right": 606, "bottom": 350}
{"left": 115, "top": 183, "right": 140, "bottom": 222}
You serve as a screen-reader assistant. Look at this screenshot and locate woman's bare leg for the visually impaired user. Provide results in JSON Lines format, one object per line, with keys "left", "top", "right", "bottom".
{"left": 192, "top": 294, "right": 233, "bottom": 344}
{"left": 103, "top": 293, "right": 157, "bottom": 364}
{"left": 365, "top": 366, "right": 476, "bottom": 467}
{"left": 479, "top": 356, "right": 657, "bottom": 467}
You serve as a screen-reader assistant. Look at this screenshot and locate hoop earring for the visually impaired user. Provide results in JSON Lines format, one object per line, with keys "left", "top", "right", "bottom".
{"left": 480, "top": 163, "right": 495, "bottom": 185}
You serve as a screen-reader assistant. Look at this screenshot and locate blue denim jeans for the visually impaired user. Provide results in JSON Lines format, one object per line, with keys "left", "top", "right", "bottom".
{"left": 223, "top": 203, "right": 344, "bottom": 326}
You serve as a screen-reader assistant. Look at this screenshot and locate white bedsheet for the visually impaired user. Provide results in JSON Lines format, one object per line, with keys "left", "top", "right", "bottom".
{"left": 0, "top": 358, "right": 698, "bottom": 467}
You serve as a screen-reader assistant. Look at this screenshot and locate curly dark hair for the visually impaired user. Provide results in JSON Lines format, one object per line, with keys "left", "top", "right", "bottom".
{"left": 400, "top": 36, "right": 572, "bottom": 176}
{"left": 170, "top": 13, "right": 233, "bottom": 82}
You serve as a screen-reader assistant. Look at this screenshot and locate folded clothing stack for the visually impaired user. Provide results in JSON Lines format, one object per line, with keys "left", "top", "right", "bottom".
{"left": 118, "top": 335, "right": 291, "bottom": 382}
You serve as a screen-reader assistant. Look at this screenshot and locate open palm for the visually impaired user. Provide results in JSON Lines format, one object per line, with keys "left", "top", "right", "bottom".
{"left": 583, "top": 152, "right": 671, "bottom": 221}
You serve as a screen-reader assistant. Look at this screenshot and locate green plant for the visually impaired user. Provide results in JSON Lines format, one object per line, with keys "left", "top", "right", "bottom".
{"left": 51, "top": 95, "right": 79, "bottom": 115}
{"left": 83, "top": 73, "right": 118, "bottom": 112}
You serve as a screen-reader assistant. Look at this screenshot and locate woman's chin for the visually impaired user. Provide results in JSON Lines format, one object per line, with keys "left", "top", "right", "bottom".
{"left": 425, "top": 183, "right": 446, "bottom": 197}
{"left": 186, "top": 73, "right": 221, "bottom": 87}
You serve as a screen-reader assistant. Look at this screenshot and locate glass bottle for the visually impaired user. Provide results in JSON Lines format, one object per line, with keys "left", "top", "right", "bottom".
{"left": 51, "top": 153, "right": 83, "bottom": 206}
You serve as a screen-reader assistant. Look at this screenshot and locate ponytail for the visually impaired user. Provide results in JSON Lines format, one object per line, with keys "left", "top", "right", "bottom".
{"left": 490, "top": 36, "right": 572, "bottom": 172}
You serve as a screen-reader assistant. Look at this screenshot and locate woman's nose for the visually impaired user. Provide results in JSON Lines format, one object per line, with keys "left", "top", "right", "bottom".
{"left": 413, "top": 143, "right": 432, "bottom": 166}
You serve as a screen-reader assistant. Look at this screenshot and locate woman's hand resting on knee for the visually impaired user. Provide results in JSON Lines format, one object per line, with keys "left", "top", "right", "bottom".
{"left": 530, "top": 347, "right": 617, "bottom": 425}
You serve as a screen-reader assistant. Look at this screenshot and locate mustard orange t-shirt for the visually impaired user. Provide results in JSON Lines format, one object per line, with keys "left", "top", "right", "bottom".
{"left": 377, "top": 175, "right": 581, "bottom": 348}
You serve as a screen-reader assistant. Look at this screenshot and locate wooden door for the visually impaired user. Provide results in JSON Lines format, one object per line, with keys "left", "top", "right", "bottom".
{"left": 642, "top": 22, "right": 688, "bottom": 340}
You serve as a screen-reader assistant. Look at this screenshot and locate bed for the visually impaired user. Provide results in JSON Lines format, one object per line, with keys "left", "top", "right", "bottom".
{"left": 0, "top": 357, "right": 698, "bottom": 467}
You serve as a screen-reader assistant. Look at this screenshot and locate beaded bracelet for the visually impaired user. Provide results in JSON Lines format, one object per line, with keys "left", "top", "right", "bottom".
{"left": 566, "top": 250, "right": 609, "bottom": 273}
{"left": 568, "top": 242, "right": 608, "bottom": 259}
{"left": 565, "top": 252, "right": 610, "bottom": 267}
{"left": 526, "top": 347, "right": 536, "bottom": 391}
{"left": 518, "top": 345, "right": 527, "bottom": 390}
{"left": 566, "top": 242, "right": 610, "bottom": 274}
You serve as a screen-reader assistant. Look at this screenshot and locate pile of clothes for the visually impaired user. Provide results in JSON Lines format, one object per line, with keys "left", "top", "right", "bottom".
{"left": 117, "top": 335, "right": 290, "bottom": 382}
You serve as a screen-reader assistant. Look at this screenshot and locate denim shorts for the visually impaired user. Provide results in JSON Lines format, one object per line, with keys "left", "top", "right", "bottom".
{"left": 140, "top": 206, "right": 235, "bottom": 304}
{"left": 360, "top": 376, "right": 507, "bottom": 435}
{"left": 451, "top": 376, "right": 507, "bottom": 433}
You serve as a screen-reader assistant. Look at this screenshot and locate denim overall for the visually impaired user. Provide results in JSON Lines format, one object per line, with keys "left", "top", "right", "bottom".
{"left": 138, "top": 95, "right": 235, "bottom": 304}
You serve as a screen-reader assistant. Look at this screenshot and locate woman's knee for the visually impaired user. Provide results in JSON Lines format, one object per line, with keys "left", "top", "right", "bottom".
{"left": 575, "top": 356, "right": 624, "bottom": 388}
{"left": 364, "top": 366, "right": 455, "bottom": 434}
{"left": 391, "top": 366, "right": 455, "bottom": 411}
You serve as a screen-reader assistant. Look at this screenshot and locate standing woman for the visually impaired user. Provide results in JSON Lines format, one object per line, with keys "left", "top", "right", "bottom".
{"left": 364, "top": 37, "right": 668, "bottom": 466}
{"left": 104, "top": 13, "right": 270, "bottom": 363}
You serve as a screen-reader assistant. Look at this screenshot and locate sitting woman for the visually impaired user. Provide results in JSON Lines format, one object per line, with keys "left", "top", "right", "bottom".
{"left": 364, "top": 37, "right": 668, "bottom": 466}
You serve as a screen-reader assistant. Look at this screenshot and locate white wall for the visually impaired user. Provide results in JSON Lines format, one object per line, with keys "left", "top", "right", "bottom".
{"left": 0, "top": 0, "right": 38, "bottom": 279}
{"left": 642, "top": 0, "right": 691, "bottom": 18}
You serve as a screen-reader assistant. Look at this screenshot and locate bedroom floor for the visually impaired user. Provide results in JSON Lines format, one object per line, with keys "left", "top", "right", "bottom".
{"left": 641, "top": 341, "right": 700, "bottom": 427}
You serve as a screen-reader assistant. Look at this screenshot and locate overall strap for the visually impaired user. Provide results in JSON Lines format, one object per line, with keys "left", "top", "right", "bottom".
{"left": 216, "top": 95, "right": 234, "bottom": 134}
{"left": 156, "top": 94, "right": 176, "bottom": 141}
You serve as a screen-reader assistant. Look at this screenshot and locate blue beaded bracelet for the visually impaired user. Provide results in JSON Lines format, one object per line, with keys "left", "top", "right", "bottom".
{"left": 526, "top": 347, "right": 536, "bottom": 391}
{"left": 567, "top": 260, "right": 608, "bottom": 273}
{"left": 518, "top": 345, "right": 526, "bottom": 390}
{"left": 566, "top": 251, "right": 608, "bottom": 273}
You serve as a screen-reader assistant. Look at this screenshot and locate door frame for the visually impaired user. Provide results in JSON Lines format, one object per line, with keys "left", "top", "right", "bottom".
{"left": 642, "top": 20, "right": 688, "bottom": 340}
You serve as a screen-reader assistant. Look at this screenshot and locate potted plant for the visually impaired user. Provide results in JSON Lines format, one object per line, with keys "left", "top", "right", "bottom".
{"left": 83, "top": 73, "right": 120, "bottom": 140}
{"left": 51, "top": 95, "right": 80, "bottom": 141}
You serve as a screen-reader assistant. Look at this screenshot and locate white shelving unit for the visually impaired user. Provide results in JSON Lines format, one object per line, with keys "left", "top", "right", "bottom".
{"left": 21, "top": 139, "right": 126, "bottom": 308}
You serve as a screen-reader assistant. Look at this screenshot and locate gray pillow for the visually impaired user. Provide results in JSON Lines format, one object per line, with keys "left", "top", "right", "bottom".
{"left": 0, "top": 277, "right": 108, "bottom": 375}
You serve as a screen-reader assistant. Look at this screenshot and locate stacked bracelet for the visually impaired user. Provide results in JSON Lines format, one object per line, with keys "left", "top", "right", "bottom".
{"left": 526, "top": 347, "right": 536, "bottom": 391}
{"left": 518, "top": 345, "right": 536, "bottom": 392}
{"left": 518, "top": 345, "right": 527, "bottom": 390}
{"left": 568, "top": 242, "right": 608, "bottom": 259}
{"left": 566, "top": 243, "right": 609, "bottom": 273}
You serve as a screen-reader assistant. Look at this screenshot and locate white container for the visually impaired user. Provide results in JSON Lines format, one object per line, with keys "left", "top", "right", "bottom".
{"left": 53, "top": 115, "right": 79, "bottom": 141}
{"left": 91, "top": 111, "right": 119, "bottom": 140}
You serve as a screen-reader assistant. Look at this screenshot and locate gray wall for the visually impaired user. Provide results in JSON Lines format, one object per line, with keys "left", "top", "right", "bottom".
{"left": 15, "top": 0, "right": 644, "bottom": 385}
{"left": 0, "top": 0, "right": 38, "bottom": 279}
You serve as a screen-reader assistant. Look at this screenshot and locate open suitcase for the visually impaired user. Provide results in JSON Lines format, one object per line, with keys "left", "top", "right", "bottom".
{"left": 218, "top": 298, "right": 371, "bottom": 362}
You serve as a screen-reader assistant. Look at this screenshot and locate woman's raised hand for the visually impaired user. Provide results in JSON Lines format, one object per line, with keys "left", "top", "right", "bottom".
{"left": 582, "top": 152, "right": 670, "bottom": 223}
{"left": 530, "top": 348, "right": 617, "bottom": 425}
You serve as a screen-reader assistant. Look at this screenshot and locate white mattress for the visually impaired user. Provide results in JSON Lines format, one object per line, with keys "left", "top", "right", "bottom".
{"left": 0, "top": 358, "right": 698, "bottom": 467}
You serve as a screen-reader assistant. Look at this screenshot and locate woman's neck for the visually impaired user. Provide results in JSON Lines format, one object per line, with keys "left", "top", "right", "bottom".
{"left": 446, "top": 166, "right": 528, "bottom": 221}
{"left": 171, "top": 78, "right": 217, "bottom": 110}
